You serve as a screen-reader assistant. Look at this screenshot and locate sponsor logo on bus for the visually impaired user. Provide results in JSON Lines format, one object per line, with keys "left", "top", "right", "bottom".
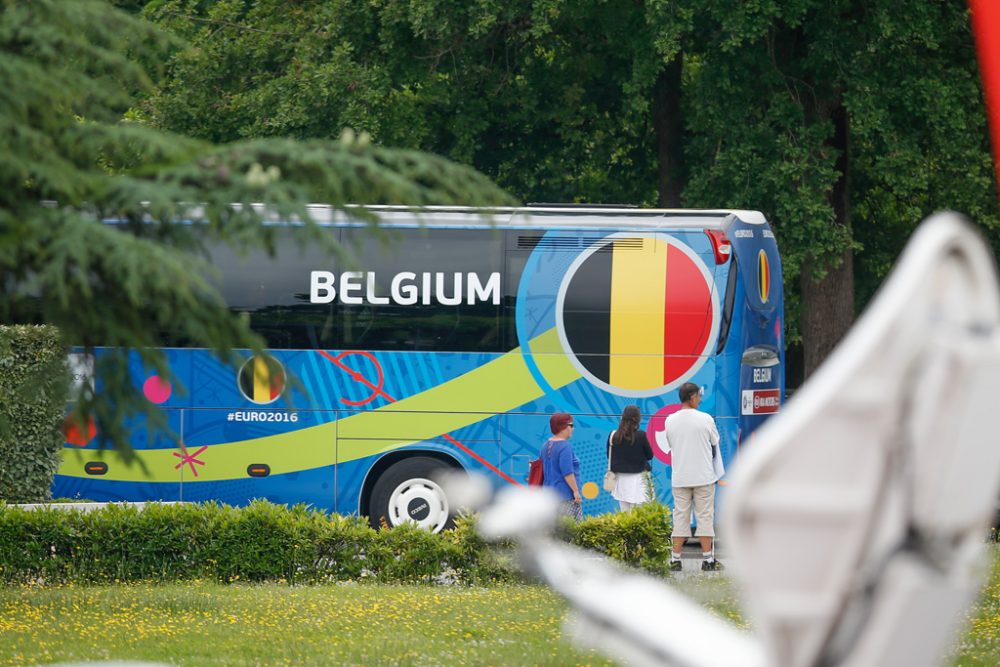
{"left": 741, "top": 389, "right": 780, "bottom": 415}
{"left": 309, "top": 271, "right": 500, "bottom": 306}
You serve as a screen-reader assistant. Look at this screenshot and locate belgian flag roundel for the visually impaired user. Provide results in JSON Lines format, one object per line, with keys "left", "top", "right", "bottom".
{"left": 238, "top": 355, "right": 285, "bottom": 404}
{"left": 758, "top": 249, "right": 770, "bottom": 304}
{"left": 557, "top": 234, "right": 719, "bottom": 395}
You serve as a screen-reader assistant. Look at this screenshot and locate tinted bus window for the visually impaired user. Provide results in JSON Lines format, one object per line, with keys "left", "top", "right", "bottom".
{"left": 205, "top": 226, "right": 507, "bottom": 352}
{"left": 207, "top": 230, "right": 341, "bottom": 350}
{"left": 338, "top": 227, "right": 505, "bottom": 352}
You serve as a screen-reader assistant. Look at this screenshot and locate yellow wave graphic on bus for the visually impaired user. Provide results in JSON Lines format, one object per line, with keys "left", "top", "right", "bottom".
{"left": 58, "top": 328, "right": 581, "bottom": 482}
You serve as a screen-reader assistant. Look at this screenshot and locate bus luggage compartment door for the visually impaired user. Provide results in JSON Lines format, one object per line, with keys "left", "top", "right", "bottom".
{"left": 739, "top": 345, "right": 781, "bottom": 444}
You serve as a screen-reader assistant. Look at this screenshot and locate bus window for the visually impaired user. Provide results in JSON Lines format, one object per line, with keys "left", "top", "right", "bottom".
{"left": 339, "top": 227, "right": 505, "bottom": 352}
{"left": 716, "top": 256, "right": 740, "bottom": 354}
{"left": 207, "top": 229, "right": 341, "bottom": 349}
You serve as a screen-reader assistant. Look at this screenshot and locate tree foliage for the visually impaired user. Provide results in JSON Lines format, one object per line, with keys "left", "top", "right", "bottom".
{"left": 138, "top": 0, "right": 999, "bottom": 379}
{"left": 140, "top": 0, "right": 668, "bottom": 204}
{"left": 680, "top": 1, "right": 998, "bottom": 368}
{"left": 0, "top": 0, "right": 516, "bottom": 451}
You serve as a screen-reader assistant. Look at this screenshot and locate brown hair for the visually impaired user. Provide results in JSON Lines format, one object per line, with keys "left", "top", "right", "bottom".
{"left": 614, "top": 405, "right": 641, "bottom": 445}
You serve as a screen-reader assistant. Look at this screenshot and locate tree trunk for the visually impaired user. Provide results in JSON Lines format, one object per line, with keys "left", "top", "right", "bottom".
{"left": 801, "top": 102, "right": 854, "bottom": 377}
{"left": 653, "top": 58, "right": 684, "bottom": 207}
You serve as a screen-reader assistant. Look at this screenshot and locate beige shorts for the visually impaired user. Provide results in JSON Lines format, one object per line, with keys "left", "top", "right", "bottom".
{"left": 671, "top": 484, "right": 716, "bottom": 538}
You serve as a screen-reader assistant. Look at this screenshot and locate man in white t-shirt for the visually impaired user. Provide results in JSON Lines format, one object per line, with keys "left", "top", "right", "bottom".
{"left": 663, "top": 382, "right": 722, "bottom": 571}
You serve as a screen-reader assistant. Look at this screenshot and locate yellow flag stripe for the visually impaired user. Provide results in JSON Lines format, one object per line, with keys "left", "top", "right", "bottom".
{"left": 609, "top": 237, "right": 667, "bottom": 389}
{"left": 253, "top": 356, "right": 270, "bottom": 402}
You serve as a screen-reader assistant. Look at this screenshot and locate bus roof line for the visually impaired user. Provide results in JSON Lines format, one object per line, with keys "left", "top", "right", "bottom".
{"left": 104, "top": 203, "right": 768, "bottom": 230}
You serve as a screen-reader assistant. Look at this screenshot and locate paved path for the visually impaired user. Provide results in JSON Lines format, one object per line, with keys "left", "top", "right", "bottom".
{"left": 675, "top": 538, "right": 726, "bottom": 573}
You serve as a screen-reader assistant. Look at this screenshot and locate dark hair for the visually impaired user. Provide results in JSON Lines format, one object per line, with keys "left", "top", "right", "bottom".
{"left": 679, "top": 382, "right": 700, "bottom": 403}
{"left": 614, "top": 405, "right": 641, "bottom": 445}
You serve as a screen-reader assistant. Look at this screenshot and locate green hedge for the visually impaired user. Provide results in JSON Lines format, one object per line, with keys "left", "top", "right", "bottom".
{"left": 565, "top": 500, "right": 675, "bottom": 573}
{"left": 0, "top": 500, "right": 672, "bottom": 584}
{"left": 0, "top": 325, "right": 68, "bottom": 502}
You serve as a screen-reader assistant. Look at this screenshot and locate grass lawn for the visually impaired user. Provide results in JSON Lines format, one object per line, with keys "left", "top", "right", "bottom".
{"left": 0, "top": 545, "right": 997, "bottom": 666}
{"left": 0, "top": 583, "right": 614, "bottom": 667}
{"left": 948, "top": 543, "right": 1000, "bottom": 667}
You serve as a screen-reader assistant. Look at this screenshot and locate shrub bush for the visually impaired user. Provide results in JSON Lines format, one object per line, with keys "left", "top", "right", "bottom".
{"left": 444, "top": 513, "right": 519, "bottom": 584}
{"left": 0, "top": 500, "right": 673, "bottom": 585}
{"left": 0, "top": 325, "right": 68, "bottom": 502}
{"left": 566, "top": 501, "right": 674, "bottom": 575}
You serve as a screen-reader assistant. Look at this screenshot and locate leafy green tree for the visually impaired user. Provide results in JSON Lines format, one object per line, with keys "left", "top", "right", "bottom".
{"left": 139, "top": 0, "right": 671, "bottom": 205}
{"left": 681, "top": 0, "right": 997, "bottom": 375}
{"left": 0, "top": 0, "right": 515, "bottom": 452}
{"left": 139, "top": 0, "right": 997, "bottom": 380}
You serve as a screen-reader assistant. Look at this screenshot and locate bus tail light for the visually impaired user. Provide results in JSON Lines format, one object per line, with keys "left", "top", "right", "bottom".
{"left": 705, "top": 230, "right": 732, "bottom": 264}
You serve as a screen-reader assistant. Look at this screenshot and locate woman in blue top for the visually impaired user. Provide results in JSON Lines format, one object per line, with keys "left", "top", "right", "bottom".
{"left": 540, "top": 412, "right": 582, "bottom": 521}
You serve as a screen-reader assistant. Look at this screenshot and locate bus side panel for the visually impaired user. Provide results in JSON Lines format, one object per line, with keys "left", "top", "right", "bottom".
{"left": 179, "top": 409, "right": 338, "bottom": 511}
{"left": 52, "top": 409, "right": 183, "bottom": 502}
{"left": 510, "top": 227, "right": 726, "bottom": 511}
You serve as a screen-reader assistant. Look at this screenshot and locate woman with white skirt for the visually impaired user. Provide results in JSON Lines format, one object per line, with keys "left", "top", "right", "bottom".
{"left": 607, "top": 405, "right": 655, "bottom": 511}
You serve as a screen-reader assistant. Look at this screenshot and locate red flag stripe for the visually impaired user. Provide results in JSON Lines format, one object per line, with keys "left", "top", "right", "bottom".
{"left": 663, "top": 244, "right": 713, "bottom": 383}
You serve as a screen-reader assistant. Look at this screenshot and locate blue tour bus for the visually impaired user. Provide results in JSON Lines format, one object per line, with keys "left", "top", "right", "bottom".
{"left": 53, "top": 205, "right": 784, "bottom": 531}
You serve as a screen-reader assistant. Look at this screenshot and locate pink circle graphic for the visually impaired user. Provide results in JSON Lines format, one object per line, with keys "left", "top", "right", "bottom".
{"left": 646, "top": 404, "right": 683, "bottom": 465}
{"left": 143, "top": 376, "right": 172, "bottom": 404}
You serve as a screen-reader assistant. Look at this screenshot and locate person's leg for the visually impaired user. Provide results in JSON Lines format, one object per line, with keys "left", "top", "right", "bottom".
{"left": 692, "top": 484, "right": 720, "bottom": 570}
{"left": 671, "top": 487, "right": 693, "bottom": 570}
{"left": 559, "top": 500, "right": 583, "bottom": 522}
{"left": 672, "top": 536, "right": 687, "bottom": 552}
{"left": 618, "top": 499, "right": 635, "bottom": 512}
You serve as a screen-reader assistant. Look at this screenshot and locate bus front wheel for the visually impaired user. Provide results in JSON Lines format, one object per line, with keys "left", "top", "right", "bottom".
{"left": 368, "top": 457, "right": 455, "bottom": 533}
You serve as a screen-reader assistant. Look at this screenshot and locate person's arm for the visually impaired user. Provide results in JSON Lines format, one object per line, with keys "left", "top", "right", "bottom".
{"left": 642, "top": 431, "right": 654, "bottom": 461}
{"left": 558, "top": 446, "right": 582, "bottom": 502}
{"left": 564, "top": 473, "right": 581, "bottom": 502}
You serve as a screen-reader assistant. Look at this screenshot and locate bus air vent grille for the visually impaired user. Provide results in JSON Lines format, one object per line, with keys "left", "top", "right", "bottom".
{"left": 517, "top": 236, "right": 645, "bottom": 251}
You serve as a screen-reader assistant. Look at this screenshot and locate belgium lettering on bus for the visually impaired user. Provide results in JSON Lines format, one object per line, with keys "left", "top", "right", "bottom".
{"left": 309, "top": 270, "right": 501, "bottom": 306}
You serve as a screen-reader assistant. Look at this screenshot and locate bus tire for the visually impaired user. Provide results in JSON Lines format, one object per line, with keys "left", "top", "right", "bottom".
{"left": 368, "top": 457, "right": 455, "bottom": 533}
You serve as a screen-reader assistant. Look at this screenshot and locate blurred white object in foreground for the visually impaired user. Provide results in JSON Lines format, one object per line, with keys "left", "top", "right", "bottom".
{"left": 480, "top": 212, "right": 1000, "bottom": 667}
{"left": 480, "top": 485, "right": 767, "bottom": 667}
{"left": 726, "top": 213, "right": 1000, "bottom": 667}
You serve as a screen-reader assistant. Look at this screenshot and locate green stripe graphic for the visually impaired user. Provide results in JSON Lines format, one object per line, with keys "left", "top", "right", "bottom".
{"left": 58, "top": 328, "right": 581, "bottom": 482}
